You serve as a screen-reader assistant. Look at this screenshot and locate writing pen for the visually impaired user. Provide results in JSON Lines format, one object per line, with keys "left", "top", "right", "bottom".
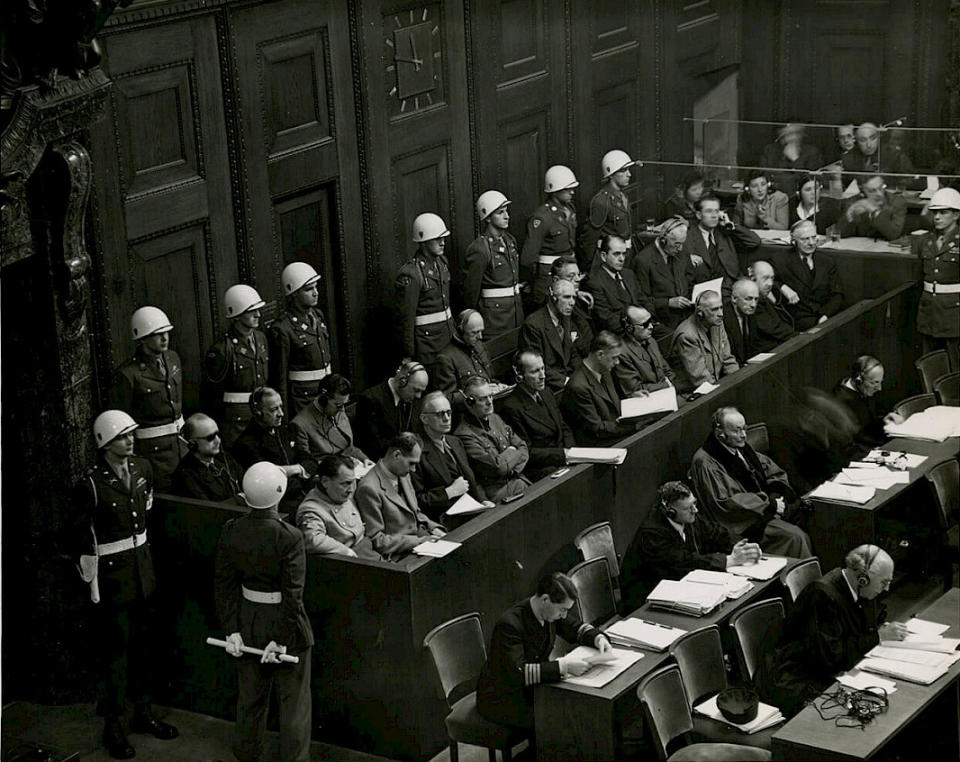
{"left": 637, "top": 618, "right": 675, "bottom": 630}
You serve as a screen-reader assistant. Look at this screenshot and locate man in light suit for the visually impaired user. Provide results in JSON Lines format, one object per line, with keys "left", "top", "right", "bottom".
{"left": 519, "top": 279, "right": 590, "bottom": 394}
{"left": 582, "top": 235, "right": 644, "bottom": 332}
{"left": 614, "top": 306, "right": 677, "bottom": 397}
{"left": 681, "top": 193, "right": 760, "bottom": 287}
{"left": 770, "top": 221, "right": 844, "bottom": 330}
{"left": 722, "top": 279, "right": 761, "bottom": 365}
{"left": 354, "top": 432, "right": 445, "bottom": 560}
{"left": 669, "top": 291, "right": 740, "bottom": 392}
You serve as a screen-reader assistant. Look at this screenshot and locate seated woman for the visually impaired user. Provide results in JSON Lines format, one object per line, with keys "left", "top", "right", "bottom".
{"left": 661, "top": 170, "right": 705, "bottom": 222}
{"left": 788, "top": 173, "right": 840, "bottom": 234}
{"left": 832, "top": 355, "right": 904, "bottom": 451}
{"left": 734, "top": 169, "right": 789, "bottom": 230}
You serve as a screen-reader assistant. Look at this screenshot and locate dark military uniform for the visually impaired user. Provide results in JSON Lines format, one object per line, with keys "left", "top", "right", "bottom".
{"left": 233, "top": 418, "right": 313, "bottom": 511}
{"left": 268, "top": 307, "right": 332, "bottom": 417}
{"left": 521, "top": 201, "right": 578, "bottom": 306}
{"left": 214, "top": 509, "right": 315, "bottom": 762}
{"left": 580, "top": 182, "right": 634, "bottom": 272}
{"left": 916, "top": 224, "right": 960, "bottom": 367}
{"left": 461, "top": 231, "right": 523, "bottom": 337}
{"left": 204, "top": 323, "right": 269, "bottom": 448}
{"left": 395, "top": 249, "right": 455, "bottom": 366}
{"left": 73, "top": 455, "right": 157, "bottom": 718}
{"left": 109, "top": 348, "right": 185, "bottom": 488}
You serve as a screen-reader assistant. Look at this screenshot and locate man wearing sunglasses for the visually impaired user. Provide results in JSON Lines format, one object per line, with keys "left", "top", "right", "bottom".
{"left": 171, "top": 413, "right": 243, "bottom": 503}
{"left": 613, "top": 305, "right": 676, "bottom": 397}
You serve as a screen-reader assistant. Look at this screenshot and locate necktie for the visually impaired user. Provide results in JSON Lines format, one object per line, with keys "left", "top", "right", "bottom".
{"left": 120, "top": 464, "right": 131, "bottom": 489}
{"left": 615, "top": 273, "right": 626, "bottom": 292}
{"left": 708, "top": 234, "right": 718, "bottom": 262}
{"left": 156, "top": 355, "right": 166, "bottom": 375}
{"left": 805, "top": 254, "right": 814, "bottom": 271}
{"left": 556, "top": 320, "right": 564, "bottom": 341}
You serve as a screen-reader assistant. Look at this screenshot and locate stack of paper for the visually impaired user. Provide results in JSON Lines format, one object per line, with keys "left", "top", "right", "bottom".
{"left": 884, "top": 406, "right": 960, "bottom": 442}
{"left": 906, "top": 618, "right": 951, "bottom": 636}
{"left": 564, "top": 447, "right": 628, "bottom": 465}
{"left": 604, "top": 618, "right": 687, "bottom": 652}
{"left": 726, "top": 556, "right": 788, "bottom": 580}
{"left": 646, "top": 579, "right": 727, "bottom": 616}
{"left": 835, "top": 468, "right": 910, "bottom": 489}
{"left": 694, "top": 694, "right": 785, "bottom": 734}
{"left": 412, "top": 539, "right": 461, "bottom": 558}
{"left": 859, "top": 645, "right": 960, "bottom": 684}
{"left": 883, "top": 619, "right": 960, "bottom": 653}
{"left": 619, "top": 387, "right": 678, "bottom": 420}
{"left": 746, "top": 353, "right": 776, "bottom": 364}
{"left": 445, "top": 494, "right": 489, "bottom": 517}
{"left": 808, "top": 481, "right": 876, "bottom": 504}
{"left": 683, "top": 569, "right": 753, "bottom": 599}
{"left": 837, "top": 671, "right": 897, "bottom": 694}
{"left": 561, "top": 646, "right": 644, "bottom": 688}
{"left": 693, "top": 381, "right": 720, "bottom": 395}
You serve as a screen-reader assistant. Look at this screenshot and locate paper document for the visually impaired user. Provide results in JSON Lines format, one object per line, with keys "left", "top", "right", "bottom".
{"left": 906, "top": 618, "right": 951, "bottom": 637}
{"left": 604, "top": 618, "right": 687, "bottom": 652}
{"left": 412, "top": 539, "right": 461, "bottom": 558}
{"left": 694, "top": 694, "right": 785, "bottom": 734}
{"left": 808, "top": 481, "right": 876, "bottom": 504}
{"left": 353, "top": 461, "right": 375, "bottom": 479}
{"left": 868, "top": 645, "right": 956, "bottom": 667}
{"left": 884, "top": 406, "right": 960, "bottom": 442}
{"left": 920, "top": 175, "right": 940, "bottom": 199}
{"left": 561, "top": 646, "right": 644, "bottom": 688}
{"left": 837, "top": 671, "right": 897, "bottom": 694}
{"left": 858, "top": 653, "right": 960, "bottom": 685}
{"left": 682, "top": 569, "right": 753, "bottom": 599}
{"left": 619, "top": 387, "right": 678, "bottom": 419}
{"left": 691, "top": 277, "right": 724, "bottom": 304}
{"left": 647, "top": 579, "right": 727, "bottom": 616}
{"left": 693, "top": 381, "right": 720, "bottom": 395}
{"left": 446, "top": 493, "right": 488, "bottom": 517}
{"left": 881, "top": 636, "right": 960, "bottom": 654}
{"left": 836, "top": 468, "right": 909, "bottom": 489}
{"left": 726, "top": 556, "right": 788, "bottom": 580}
{"left": 565, "top": 447, "right": 627, "bottom": 465}
{"left": 746, "top": 353, "right": 776, "bottom": 364}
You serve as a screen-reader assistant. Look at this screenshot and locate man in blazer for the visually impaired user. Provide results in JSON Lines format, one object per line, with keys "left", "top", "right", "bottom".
{"left": 519, "top": 279, "right": 591, "bottom": 394}
{"left": 749, "top": 260, "right": 796, "bottom": 352}
{"left": 614, "top": 306, "right": 677, "bottom": 396}
{"left": 354, "top": 432, "right": 445, "bottom": 560}
{"left": 561, "top": 331, "right": 638, "bottom": 446}
{"left": 681, "top": 193, "right": 761, "bottom": 286}
{"left": 353, "top": 361, "right": 429, "bottom": 459}
{"left": 582, "top": 235, "right": 644, "bottom": 332}
{"left": 413, "top": 392, "right": 490, "bottom": 521}
{"left": 498, "top": 350, "right": 575, "bottom": 480}
{"left": 722, "top": 279, "right": 762, "bottom": 365}
{"left": 669, "top": 291, "right": 740, "bottom": 392}
{"left": 771, "top": 221, "right": 845, "bottom": 330}
{"left": 631, "top": 217, "right": 695, "bottom": 346}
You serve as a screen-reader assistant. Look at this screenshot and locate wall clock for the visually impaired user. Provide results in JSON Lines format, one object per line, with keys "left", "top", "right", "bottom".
{"left": 384, "top": 6, "right": 443, "bottom": 114}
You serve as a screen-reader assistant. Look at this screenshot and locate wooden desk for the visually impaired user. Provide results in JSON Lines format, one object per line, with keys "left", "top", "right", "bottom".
{"left": 807, "top": 438, "right": 960, "bottom": 570}
{"left": 534, "top": 565, "right": 796, "bottom": 761}
{"left": 772, "top": 588, "right": 960, "bottom": 761}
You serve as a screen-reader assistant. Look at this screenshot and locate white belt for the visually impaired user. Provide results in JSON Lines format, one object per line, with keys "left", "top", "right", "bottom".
{"left": 223, "top": 392, "right": 251, "bottom": 404}
{"left": 625, "top": 239, "right": 632, "bottom": 249}
{"left": 135, "top": 416, "right": 184, "bottom": 439}
{"left": 288, "top": 366, "right": 331, "bottom": 382}
{"left": 242, "top": 585, "right": 282, "bottom": 604}
{"left": 415, "top": 308, "right": 452, "bottom": 326}
{"left": 97, "top": 531, "right": 147, "bottom": 557}
{"left": 538, "top": 254, "right": 561, "bottom": 266}
{"left": 924, "top": 281, "right": 960, "bottom": 294}
{"left": 481, "top": 285, "right": 521, "bottom": 298}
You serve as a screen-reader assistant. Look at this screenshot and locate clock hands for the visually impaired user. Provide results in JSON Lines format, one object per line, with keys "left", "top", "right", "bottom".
{"left": 394, "top": 55, "right": 424, "bottom": 67}
{"left": 409, "top": 33, "right": 421, "bottom": 71}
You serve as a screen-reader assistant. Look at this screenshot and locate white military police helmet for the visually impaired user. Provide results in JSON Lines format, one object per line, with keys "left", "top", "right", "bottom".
{"left": 224, "top": 284, "right": 266, "bottom": 318}
{"left": 281, "top": 262, "right": 321, "bottom": 296}
{"left": 927, "top": 188, "right": 960, "bottom": 211}
{"left": 412, "top": 213, "right": 451, "bottom": 243}
{"left": 130, "top": 306, "right": 173, "bottom": 341}
{"left": 241, "top": 461, "right": 288, "bottom": 510}
{"left": 544, "top": 165, "right": 579, "bottom": 194}
{"left": 476, "top": 190, "right": 511, "bottom": 221}
{"left": 601, "top": 149, "right": 639, "bottom": 179}
{"left": 93, "top": 410, "right": 138, "bottom": 448}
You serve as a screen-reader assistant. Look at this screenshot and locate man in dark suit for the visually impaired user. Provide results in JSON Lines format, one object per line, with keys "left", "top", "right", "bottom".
{"left": 433, "top": 309, "right": 496, "bottom": 396}
{"left": 561, "top": 331, "right": 638, "bottom": 445}
{"left": 838, "top": 174, "right": 908, "bottom": 241}
{"left": 583, "top": 235, "right": 644, "bottom": 332}
{"left": 722, "top": 279, "right": 761, "bottom": 365}
{"left": 771, "top": 221, "right": 844, "bottom": 330}
{"left": 519, "top": 279, "right": 590, "bottom": 394}
{"left": 353, "top": 360, "right": 429, "bottom": 459}
{"left": 413, "top": 391, "right": 491, "bottom": 521}
{"left": 614, "top": 306, "right": 677, "bottom": 396}
{"left": 498, "top": 350, "right": 575, "bottom": 480}
{"left": 681, "top": 193, "right": 760, "bottom": 286}
{"left": 631, "top": 216, "right": 695, "bottom": 346}
{"left": 748, "top": 260, "right": 796, "bottom": 352}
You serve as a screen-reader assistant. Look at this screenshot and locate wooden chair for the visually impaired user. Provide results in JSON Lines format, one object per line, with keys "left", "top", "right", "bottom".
{"left": 934, "top": 371, "right": 960, "bottom": 406}
{"left": 636, "top": 665, "right": 771, "bottom": 761}
{"left": 567, "top": 557, "right": 617, "bottom": 627}
{"left": 916, "top": 350, "right": 951, "bottom": 393}
{"left": 892, "top": 393, "right": 937, "bottom": 420}
{"left": 573, "top": 521, "right": 622, "bottom": 605}
{"left": 780, "top": 557, "right": 822, "bottom": 603}
{"left": 423, "top": 612, "right": 525, "bottom": 762}
{"left": 926, "top": 459, "right": 960, "bottom": 592}
{"left": 728, "top": 599, "right": 785, "bottom": 683}
{"left": 745, "top": 422, "right": 770, "bottom": 455}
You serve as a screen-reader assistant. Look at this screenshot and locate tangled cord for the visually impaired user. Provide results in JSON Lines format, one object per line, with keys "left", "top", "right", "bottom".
{"left": 812, "top": 686, "right": 889, "bottom": 730}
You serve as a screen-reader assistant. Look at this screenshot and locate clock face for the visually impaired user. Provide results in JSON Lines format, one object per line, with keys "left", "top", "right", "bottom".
{"left": 384, "top": 6, "right": 444, "bottom": 115}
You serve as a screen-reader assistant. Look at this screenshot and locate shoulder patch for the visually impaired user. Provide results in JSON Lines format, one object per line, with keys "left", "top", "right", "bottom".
{"left": 397, "top": 274, "right": 413, "bottom": 287}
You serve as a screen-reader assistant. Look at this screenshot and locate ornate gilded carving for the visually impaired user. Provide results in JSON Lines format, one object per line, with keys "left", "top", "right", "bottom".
{"left": 51, "top": 141, "right": 93, "bottom": 331}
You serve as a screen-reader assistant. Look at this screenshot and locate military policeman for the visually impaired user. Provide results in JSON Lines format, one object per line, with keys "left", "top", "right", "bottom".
{"left": 74, "top": 410, "right": 178, "bottom": 759}
{"left": 204, "top": 284, "right": 269, "bottom": 448}
{"left": 461, "top": 191, "right": 524, "bottom": 337}
{"left": 580, "top": 150, "right": 640, "bottom": 272}
{"left": 214, "top": 462, "right": 314, "bottom": 762}
{"left": 109, "top": 306, "right": 185, "bottom": 489}
{"left": 915, "top": 188, "right": 960, "bottom": 367}
{"left": 395, "top": 212, "right": 456, "bottom": 368}
{"left": 521, "top": 165, "right": 580, "bottom": 307}
{"left": 268, "top": 262, "right": 332, "bottom": 417}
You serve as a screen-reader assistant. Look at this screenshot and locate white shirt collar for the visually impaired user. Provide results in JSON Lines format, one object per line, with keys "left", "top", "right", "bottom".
{"left": 387, "top": 376, "right": 401, "bottom": 407}
{"left": 699, "top": 225, "right": 713, "bottom": 248}
{"left": 667, "top": 516, "right": 686, "bottom": 541}
{"left": 841, "top": 569, "right": 859, "bottom": 602}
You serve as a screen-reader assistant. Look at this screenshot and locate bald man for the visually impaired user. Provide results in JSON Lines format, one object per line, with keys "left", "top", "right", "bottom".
{"left": 669, "top": 291, "right": 739, "bottom": 392}
{"left": 755, "top": 544, "right": 907, "bottom": 717}
{"left": 519, "top": 279, "right": 589, "bottom": 394}
{"left": 841, "top": 122, "right": 917, "bottom": 188}
{"left": 722, "top": 279, "right": 761, "bottom": 364}
{"left": 353, "top": 361, "right": 429, "bottom": 460}
{"left": 171, "top": 413, "right": 243, "bottom": 502}
{"left": 614, "top": 305, "right": 676, "bottom": 396}
{"left": 748, "top": 260, "right": 795, "bottom": 352}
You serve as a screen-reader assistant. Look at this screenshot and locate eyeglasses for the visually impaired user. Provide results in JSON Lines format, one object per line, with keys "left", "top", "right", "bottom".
{"left": 424, "top": 410, "right": 453, "bottom": 419}
{"left": 633, "top": 319, "right": 654, "bottom": 329}
{"left": 196, "top": 431, "right": 220, "bottom": 442}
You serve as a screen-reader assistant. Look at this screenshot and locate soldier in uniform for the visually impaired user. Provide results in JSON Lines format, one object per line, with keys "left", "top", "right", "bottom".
{"left": 214, "top": 462, "right": 314, "bottom": 762}
{"left": 395, "top": 212, "right": 456, "bottom": 369}
{"left": 461, "top": 190, "right": 523, "bottom": 337}
{"left": 73, "top": 410, "right": 178, "bottom": 759}
{"left": 203, "top": 284, "right": 269, "bottom": 449}
{"left": 915, "top": 188, "right": 960, "bottom": 368}
{"left": 579, "top": 149, "right": 640, "bottom": 273}
{"left": 521, "top": 165, "right": 580, "bottom": 308}
{"left": 109, "top": 306, "right": 185, "bottom": 490}
{"left": 268, "top": 262, "right": 332, "bottom": 418}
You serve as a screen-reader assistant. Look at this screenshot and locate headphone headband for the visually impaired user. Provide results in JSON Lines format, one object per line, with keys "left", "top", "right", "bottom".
{"left": 658, "top": 215, "right": 687, "bottom": 242}
{"left": 397, "top": 360, "right": 426, "bottom": 388}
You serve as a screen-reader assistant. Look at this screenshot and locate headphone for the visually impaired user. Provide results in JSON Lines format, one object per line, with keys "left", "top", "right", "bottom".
{"left": 620, "top": 312, "right": 634, "bottom": 335}
{"left": 511, "top": 351, "right": 526, "bottom": 384}
{"left": 660, "top": 499, "right": 678, "bottom": 519}
{"left": 460, "top": 374, "right": 486, "bottom": 407}
{"left": 855, "top": 544, "right": 880, "bottom": 587}
{"left": 852, "top": 355, "right": 882, "bottom": 386}
{"left": 658, "top": 215, "right": 687, "bottom": 245}
{"left": 396, "top": 360, "right": 426, "bottom": 388}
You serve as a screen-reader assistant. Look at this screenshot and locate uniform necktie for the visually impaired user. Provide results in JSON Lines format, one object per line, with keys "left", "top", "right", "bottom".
{"left": 615, "top": 273, "right": 626, "bottom": 292}
{"left": 156, "top": 355, "right": 166, "bottom": 375}
{"left": 708, "top": 234, "right": 717, "bottom": 261}
{"left": 120, "top": 463, "right": 131, "bottom": 489}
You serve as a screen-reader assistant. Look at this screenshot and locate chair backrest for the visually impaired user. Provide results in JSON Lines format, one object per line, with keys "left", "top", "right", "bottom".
{"left": 573, "top": 521, "right": 620, "bottom": 578}
{"left": 780, "top": 557, "right": 822, "bottom": 603}
{"left": 668, "top": 625, "right": 727, "bottom": 705}
{"left": 926, "top": 459, "right": 960, "bottom": 531}
{"left": 893, "top": 393, "right": 937, "bottom": 420}
{"left": 745, "top": 422, "right": 770, "bottom": 455}
{"left": 423, "top": 612, "right": 486, "bottom": 707}
{"left": 729, "top": 598, "right": 785, "bottom": 682}
{"left": 934, "top": 371, "right": 960, "bottom": 406}
{"left": 637, "top": 664, "right": 694, "bottom": 761}
{"left": 567, "top": 557, "right": 617, "bottom": 626}
{"left": 916, "top": 350, "right": 951, "bottom": 394}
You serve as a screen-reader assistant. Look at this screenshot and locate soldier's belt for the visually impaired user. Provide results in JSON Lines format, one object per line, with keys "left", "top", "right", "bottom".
{"left": 415, "top": 308, "right": 453, "bottom": 326}
{"left": 223, "top": 392, "right": 252, "bottom": 404}
{"left": 537, "top": 254, "right": 562, "bottom": 267}
{"left": 288, "top": 365, "right": 331, "bottom": 382}
{"left": 135, "top": 416, "right": 184, "bottom": 439}
{"left": 481, "top": 285, "right": 521, "bottom": 298}
{"left": 924, "top": 281, "right": 960, "bottom": 294}
{"left": 97, "top": 531, "right": 147, "bottom": 556}
{"left": 242, "top": 585, "right": 282, "bottom": 604}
